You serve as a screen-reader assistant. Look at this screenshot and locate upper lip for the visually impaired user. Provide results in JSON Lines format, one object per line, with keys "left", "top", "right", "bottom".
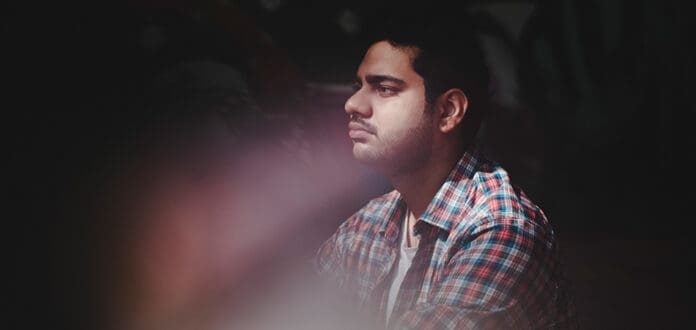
{"left": 348, "top": 122, "right": 373, "bottom": 134}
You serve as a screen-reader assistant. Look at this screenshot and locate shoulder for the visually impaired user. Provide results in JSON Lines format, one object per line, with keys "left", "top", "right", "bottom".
{"left": 337, "top": 189, "right": 400, "bottom": 236}
{"left": 446, "top": 163, "right": 558, "bottom": 272}
{"left": 462, "top": 160, "right": 551, "bottom": 237}
{"left": 314, "top": 189, "right": 400, "bottom": 272}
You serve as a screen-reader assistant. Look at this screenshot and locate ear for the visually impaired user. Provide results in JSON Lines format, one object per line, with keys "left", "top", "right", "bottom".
{"left": 435, "top": 89, "right": 468, "bottom": 133}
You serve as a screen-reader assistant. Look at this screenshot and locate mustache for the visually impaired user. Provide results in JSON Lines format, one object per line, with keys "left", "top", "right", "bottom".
{"left": 349, "top": 117, "right": 376, "bottom": 134}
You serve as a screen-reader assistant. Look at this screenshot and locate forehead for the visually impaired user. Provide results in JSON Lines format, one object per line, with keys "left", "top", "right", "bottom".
{"left": 357, "top": 41, "right": 422, "bottom": 82}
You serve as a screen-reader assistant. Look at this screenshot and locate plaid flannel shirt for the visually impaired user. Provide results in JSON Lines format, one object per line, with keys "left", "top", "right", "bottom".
{"left": 315, "top": 148, "right": 577, "bottom": 329}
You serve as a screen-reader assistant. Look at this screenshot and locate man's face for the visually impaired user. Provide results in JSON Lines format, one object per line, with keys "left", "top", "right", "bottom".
{"left": 345, "top": 41, "right": 434, "bottom": 172}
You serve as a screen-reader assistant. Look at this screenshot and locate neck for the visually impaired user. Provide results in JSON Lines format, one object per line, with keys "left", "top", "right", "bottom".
{"left": 388, "top": 143, "right": 463, "bottom": 219}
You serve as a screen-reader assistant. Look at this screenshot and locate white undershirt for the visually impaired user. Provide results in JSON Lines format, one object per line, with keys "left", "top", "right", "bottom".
{"left": 386, "top": 211, "right": 418, "bottom": 323}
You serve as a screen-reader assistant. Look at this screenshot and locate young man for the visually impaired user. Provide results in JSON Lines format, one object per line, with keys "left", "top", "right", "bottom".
{"left": 315, "top": 17, "right": 576, "bottom": 330}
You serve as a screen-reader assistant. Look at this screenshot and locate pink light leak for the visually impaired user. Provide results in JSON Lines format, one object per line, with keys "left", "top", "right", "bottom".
{"left": 100, "top": 87, "right": 388, "bottom": 330}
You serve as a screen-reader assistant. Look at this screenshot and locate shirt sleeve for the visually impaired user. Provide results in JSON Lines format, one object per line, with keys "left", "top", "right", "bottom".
{"left": 389, "top": 219, "right": 569, "bottom": 330}
{"left": 314, "top": 214, "right": 354, "bottom": 282}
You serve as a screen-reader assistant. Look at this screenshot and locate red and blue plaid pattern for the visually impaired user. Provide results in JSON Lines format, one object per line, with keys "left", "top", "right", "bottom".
{"left": 315, "top": 148, "right": 577, "bottom": 329}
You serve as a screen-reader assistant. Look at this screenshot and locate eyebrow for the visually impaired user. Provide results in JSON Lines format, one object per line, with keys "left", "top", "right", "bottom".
{"left": 357, "top": 74, "right": 406, "bottom": 86}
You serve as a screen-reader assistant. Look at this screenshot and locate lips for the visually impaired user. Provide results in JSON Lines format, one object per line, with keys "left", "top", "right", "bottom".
{"left": 348, "top": 122, "right": 374, "bottom": 134}
{"left": 348, "top": 122, "right": 374, "bottom": 140}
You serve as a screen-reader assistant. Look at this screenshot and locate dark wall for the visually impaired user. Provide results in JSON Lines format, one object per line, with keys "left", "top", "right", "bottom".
{"left": 6, "top": 0, "right": 693, "bottom": 329}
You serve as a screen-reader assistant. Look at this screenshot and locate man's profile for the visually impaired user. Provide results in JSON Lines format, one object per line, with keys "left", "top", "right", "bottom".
{"left": 315, "top": 12, "right": 576, "bottom": 330}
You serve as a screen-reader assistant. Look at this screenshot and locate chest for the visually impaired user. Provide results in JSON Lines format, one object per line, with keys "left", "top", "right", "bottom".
{"left": 343, "top": 225, "right": 453, "bottom": 309}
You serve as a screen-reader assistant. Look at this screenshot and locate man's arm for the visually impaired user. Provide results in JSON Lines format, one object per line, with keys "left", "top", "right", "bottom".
{"left": 314, "top": 215, "right": 354, "bottom": 282}
{"left": 390, "top": 219, "right": 572, "bottom": 330}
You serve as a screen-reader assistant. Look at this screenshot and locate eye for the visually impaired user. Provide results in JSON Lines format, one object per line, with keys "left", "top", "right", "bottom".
{"left": 376, "top": 85, "right": 397, "bottom": 96}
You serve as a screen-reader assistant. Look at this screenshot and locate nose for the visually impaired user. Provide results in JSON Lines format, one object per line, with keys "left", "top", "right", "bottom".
{"left": 344, "top": 88, "right": 371, "bottom": 118}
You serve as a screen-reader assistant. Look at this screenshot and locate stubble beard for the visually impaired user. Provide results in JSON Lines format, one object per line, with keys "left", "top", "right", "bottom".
{"left": 352, "top": 111, "right": 434, "bottom": 176}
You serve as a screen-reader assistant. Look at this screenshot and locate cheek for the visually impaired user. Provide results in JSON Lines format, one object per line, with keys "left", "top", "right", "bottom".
{"left": 379, "top": 101, "right": 427, "bottom": 134}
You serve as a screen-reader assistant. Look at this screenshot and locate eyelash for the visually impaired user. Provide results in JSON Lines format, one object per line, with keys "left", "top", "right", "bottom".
{"left": 351, "top": 83, "right": 398, "bottom": 97}
{"left": 376, "top": 85, "right": 397, "bottom": 96}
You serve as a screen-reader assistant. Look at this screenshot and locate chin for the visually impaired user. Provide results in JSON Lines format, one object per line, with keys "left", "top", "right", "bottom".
{"left": 352, "top": 143, "right": 379, "bottom": 163}
{"left": 352, "top": 144, "right": 392, "bottom": 168}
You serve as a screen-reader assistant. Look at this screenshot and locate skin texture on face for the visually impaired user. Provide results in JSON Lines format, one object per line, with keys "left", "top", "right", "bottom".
{"left": 345, "top": 41, "right": 434, "bottom": 174}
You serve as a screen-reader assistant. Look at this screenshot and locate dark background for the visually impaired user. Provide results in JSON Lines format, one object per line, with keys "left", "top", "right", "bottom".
{"left": 6, "top": 0, "right": 694, "bottom": 329}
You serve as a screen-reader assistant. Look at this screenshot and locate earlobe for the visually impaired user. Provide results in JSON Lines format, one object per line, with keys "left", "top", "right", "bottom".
{"left": 438, "top": 89, "right": 468, "bottom": 133}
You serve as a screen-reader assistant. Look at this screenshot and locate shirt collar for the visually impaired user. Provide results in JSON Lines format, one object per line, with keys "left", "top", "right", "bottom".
{"left": 378, "top": 145, "right": 483, "bottom": 237}
{"left": 415, "top": 146, "right": 482, "bottom": 232}
{"left": 378, "top": 194, "right": 406, "bottom": 243}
